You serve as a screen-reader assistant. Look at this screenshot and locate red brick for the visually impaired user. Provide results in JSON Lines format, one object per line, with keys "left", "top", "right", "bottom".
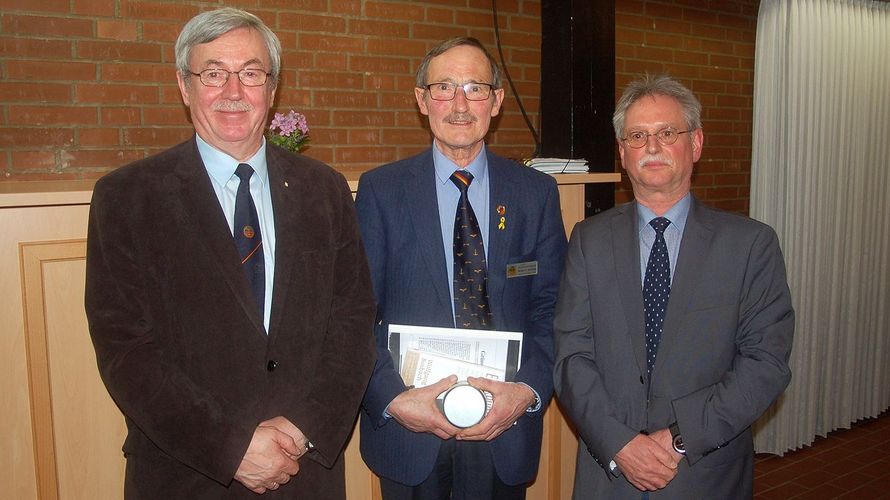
{"left": 9, "top": 105, "right": 98, "bottom": 125}
{"left": 73, "top": 0, "right": 114, "bottom": 16}
{"left": 347, "top": 130, "right": 381, "bottom": 145}
{"left": 258, "top": 0, "right": 327, "bottom": 11}
{"left": 382, "top": 129, "right": 433, "bottom": 145}
{"left": 76, "top": 41, "right": 163, "bottom": 62}
{"left": 413, "top": 23, "right": 467, "bottom": 41}
{"left": 350, "top": 56, "right": 411, "bottom": 74}
{"left": 101, "top": 107, "right": 141, "bottom": 126}
{"left": 0, "top": 127, "right": 74, "bottom": 148}
{"left": 366, "top": 1, "right": 425, "bottom": 21}
{"left": 330, "top": 0, "right": 360, "bottom": 14}
{"left": 143, "top": 107, "right": 190, "bottom": 126}
{"left": 142, "top": 21, "right": 180, "bottom": 43}
{"left": 710, "top": 54, "right": 739, "bottom": 68}
{"left": 456, "top": 11, "right": 504, "bottom": 29}
{"left": 380, "top": 92, "right": 416, "bottom": 108}
{"left": 333, "top": 111, "right": 394, "bottom": 127}
{"left": 278, "top": 13, "right": 346, "bottom": 33}
{"left": 308, "top": 128, "right": 348, "bottom": 144}
{"left": 367, "top": 39, "right": 428, "bottom": 58}
{"left": 299, "top": 34, "right": 363, "bottom": 53}
{"left": 300, "top": 71, "right": 363, "bottom": 90}
{"left": 366, "top": 75, "right": 397, "bottom": 91}
{"left": 468, "top": 0, "right": 519, "bottom": 11}
{"left": 348, "top": 19, "right": 410, "bottom": 38}
{"left": 123, "top": 127, "right": 193, "bottom": 147}
{"left": 520, "top": 1, "right": 540, "bottom": 16}
{"left": 62, "top": 149, "right": 145, "bottom": 168}
{"left": 0, "top": 37, "right": 72, "bottom": 58}
{"left": 335, "top": 146, "right": 397, "bottom": 164}
{"left": 78, "top": 128, "right": 120, "bottom": 147}
{"left": 314, "top": 91, "right": 378, "bottom": 108}
{"left": 0, "top": 0, "right": 68, "bottom": 13}
{"left": 426, "top": 7, "right": 454, "bottom": 23}
{"left": 313, "top": 54, "right": 349, "bottom": 71}
{"left": 97, "top": 20, "right": 138, "bottom": 41}
{"left": 509, "top": 15, "right": 539, "bottom": 34}
{"left": 0, "top": 81, "right": 70, "bottom": 102}
{"left": 7, "top": 60, "right": 97, "bottom": 81}
{"left": 102, "top": 63, "right": 172, "bottom": 83}
{"left": 75, "top": 83, "right": 159, "bottom": 104}
{"left": 3, "top": 14, "right": 93, "bottom": 37}
{"left": 11, "top": 151, "right": 56, "bottom": 169}
{"left": 125, "top": 1, "right": 199, "bottom": 22}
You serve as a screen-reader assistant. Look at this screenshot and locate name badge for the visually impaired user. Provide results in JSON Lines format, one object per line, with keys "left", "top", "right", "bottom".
{"left": 506, "top": 261, "right": 538, "bottom": 278}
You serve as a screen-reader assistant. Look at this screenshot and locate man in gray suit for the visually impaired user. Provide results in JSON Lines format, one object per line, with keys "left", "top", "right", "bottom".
{"left": 553, "top": 74, "right": 794, "bottom": 498}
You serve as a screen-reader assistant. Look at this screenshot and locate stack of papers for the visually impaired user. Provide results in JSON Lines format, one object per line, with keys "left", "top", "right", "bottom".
{"left": 388, "top": 324, "right": 522, "bottom": 388}
{"left": 524, "top": 157, "right": 588, "bottom": 174}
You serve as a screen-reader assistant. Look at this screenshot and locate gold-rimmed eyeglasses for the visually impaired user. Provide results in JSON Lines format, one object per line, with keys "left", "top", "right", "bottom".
{"left": 189, "top": 68, "right": 271, "bottom": 87}
{"left": 621, "top": 128, "right": 692, "bottom": 149}
{"left": 423, "top": 82, "right": 495, "bottom": 101}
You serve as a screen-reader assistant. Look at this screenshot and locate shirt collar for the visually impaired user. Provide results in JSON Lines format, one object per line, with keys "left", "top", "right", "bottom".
{"left": 637, "top": 193, "right": 691, "bottom": 236}
{"left": 196, "top": 134, "right": 269, "bottom": 187}
{"left": 432, "top": 142, "right": 489, "bottom": 186}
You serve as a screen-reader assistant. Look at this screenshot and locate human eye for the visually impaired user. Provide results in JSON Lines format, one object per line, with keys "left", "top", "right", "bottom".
{"left": 435, "top": 82, "right": 454, "bottom": 91}
{"left": 627, "top": 130, "right": 647, "bottom": 141}
{"left": 658, "top": 128, "right": 677, "bottom": 140}
{"left": 203, "top": 69, "right": 224, "bottom": 79}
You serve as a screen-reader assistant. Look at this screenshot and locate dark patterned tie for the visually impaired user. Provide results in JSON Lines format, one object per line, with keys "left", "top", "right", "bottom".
{"left": 643, "top": 217, "right": 671, "bottom": 377}
{"left": 450, "top": 170, "right": 492, "bottom": 330}
{"left": 234, "top": 163, "right": 264, "bottom": 318}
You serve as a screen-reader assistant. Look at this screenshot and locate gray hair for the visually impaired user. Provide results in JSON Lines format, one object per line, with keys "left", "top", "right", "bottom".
{"left": 612, "top": 74, "right": 702, "bottom": 139}
{"left": 175, "top": 7, "right": 281, "bottom": 86}
{"left": 415, "top": 37, "right": 502, "bottom": 90}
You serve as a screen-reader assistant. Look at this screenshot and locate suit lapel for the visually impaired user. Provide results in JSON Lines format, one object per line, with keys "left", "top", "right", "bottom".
{"left": 614, "top": 202, "right": 648, "bottom": 376}
{"left": 405, "top": 154, "right": 452, "bottom": 314}
{"left": 653, "top": 197, "right": 714, "bottom": 374}
{"left": 485, "top": 155, "right": 517, "bottom": 329}
{"left": 171, "top": 139, "right": 267, "bottom": 339}
{"left": 266, "top": 151, "right": 305, "bottom": 341}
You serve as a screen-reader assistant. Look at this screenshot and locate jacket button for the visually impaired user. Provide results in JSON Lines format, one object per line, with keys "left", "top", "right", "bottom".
{"left": 267, "top": 360, "right": 278, "bottom": 372}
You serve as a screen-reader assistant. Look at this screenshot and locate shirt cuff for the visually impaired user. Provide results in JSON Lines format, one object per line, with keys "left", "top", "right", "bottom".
{"left": 518, "top": 382, "right": 542, "bottom": 413}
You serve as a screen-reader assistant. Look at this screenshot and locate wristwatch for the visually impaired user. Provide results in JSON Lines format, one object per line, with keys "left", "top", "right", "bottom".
{"left": 669, "top": 423, "right": 686, "bottom": 455}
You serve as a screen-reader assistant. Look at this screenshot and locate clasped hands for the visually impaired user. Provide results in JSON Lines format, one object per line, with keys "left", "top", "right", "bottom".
{"left": 387, "top": 375, "right": 536, "bottom": 441}
{"left": 234, "top": 416, "right": 311, "bottom": 494}
{"left": 614, "top": 428, "right": 684, "bottom": 492}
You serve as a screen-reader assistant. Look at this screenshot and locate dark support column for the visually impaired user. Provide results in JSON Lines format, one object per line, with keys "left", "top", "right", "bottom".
{"left": 541, "top": 0, "right": 616, "bottom": 217}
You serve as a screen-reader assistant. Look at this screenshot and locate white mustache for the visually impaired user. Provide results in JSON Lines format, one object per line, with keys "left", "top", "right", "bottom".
{"left": 637, "top": 155, "right": 673, "bottom": 168}
{"left": 213, "top": 100, "right": 252, "bottom": 112}
{"left": 446, "top": 113, "right": 476, "bottom": 124}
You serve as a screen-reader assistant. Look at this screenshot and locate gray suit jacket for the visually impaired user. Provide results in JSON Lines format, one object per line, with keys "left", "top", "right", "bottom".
{"left": 553, "top": 196, "right": 794, "bottom": 499}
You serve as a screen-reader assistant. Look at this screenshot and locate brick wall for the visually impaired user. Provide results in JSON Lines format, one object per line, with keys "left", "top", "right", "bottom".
{"left": 615, "top": 0, "right": 760, "bottom": 214}
{"left": 1, "top": 0, "right": 760, "bottom": 214}
{"left": 0, "top": 0, "right": 542, "bottom": 181}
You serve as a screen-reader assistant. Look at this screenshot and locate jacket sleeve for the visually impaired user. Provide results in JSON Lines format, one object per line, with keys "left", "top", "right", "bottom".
{"left": 671, "top": 225, "right": 794, "bottom": 464}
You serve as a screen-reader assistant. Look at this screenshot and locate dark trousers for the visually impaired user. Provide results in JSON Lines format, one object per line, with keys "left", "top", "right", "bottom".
{"left": 379, "top": 440, "right": 526, "bottom": 500}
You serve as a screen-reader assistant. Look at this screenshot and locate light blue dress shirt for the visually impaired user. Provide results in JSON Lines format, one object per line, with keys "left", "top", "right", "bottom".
{"left": 196, "top": 134, "right": 276, "bottom": 332}
{"left": 433, "top": 143, "right": 490, "bottom": 322}
{"left": 637, "top": 193, "right": 691, "bottom": 286}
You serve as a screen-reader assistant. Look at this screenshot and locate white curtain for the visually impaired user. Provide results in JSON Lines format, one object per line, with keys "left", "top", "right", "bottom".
{"left": 751, "top": 0, "right": 890, "bottom": 454}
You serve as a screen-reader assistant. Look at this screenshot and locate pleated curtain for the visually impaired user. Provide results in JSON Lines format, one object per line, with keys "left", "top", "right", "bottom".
{"left": 751, "top": 0, "right": 890, "bottom": 454}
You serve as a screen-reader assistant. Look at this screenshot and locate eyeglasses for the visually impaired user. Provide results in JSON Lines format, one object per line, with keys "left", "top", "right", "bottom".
{"left": 423, "top": 82, "right": 495, "bottom": 101}
{"left": 189, "top": 68, "right": 271, "bottom": 87}
{"left": 621, "top": 128, "right": 692, "bottom": 149}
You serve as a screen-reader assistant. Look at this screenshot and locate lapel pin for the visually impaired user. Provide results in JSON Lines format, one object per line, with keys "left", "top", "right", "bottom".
{"left": 284, "top": 181, "right": 289, "bottom": 187}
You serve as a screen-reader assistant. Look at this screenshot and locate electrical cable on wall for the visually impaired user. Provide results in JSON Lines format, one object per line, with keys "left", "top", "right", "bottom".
{"left": 491, "top": 0, "right": 542, "bottom": 157}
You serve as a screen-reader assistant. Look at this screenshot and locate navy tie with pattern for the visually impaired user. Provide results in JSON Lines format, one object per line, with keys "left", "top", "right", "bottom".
{"left": 234, "top": 163, "right": 264, "bottom": 319}
{"left": 643, "top": 217, "right": 671, "bottom": 377}
{"left": 450, "top": 170, "right": 492, "bottom": 330}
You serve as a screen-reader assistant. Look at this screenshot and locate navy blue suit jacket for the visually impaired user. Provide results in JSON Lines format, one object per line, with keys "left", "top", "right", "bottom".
{"left": 355, "top": 148, "right": 567, "bottom": 486}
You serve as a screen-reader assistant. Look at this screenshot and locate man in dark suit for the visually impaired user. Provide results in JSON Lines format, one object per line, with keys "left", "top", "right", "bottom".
{"left": 553, "top": 74, "right": 794, "bottom": 498}
{"left": 355, "top": 37, "right": 567, "bottom": 499}
{"left": 84, "top": 8, "right": 375, "bottom": 499}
